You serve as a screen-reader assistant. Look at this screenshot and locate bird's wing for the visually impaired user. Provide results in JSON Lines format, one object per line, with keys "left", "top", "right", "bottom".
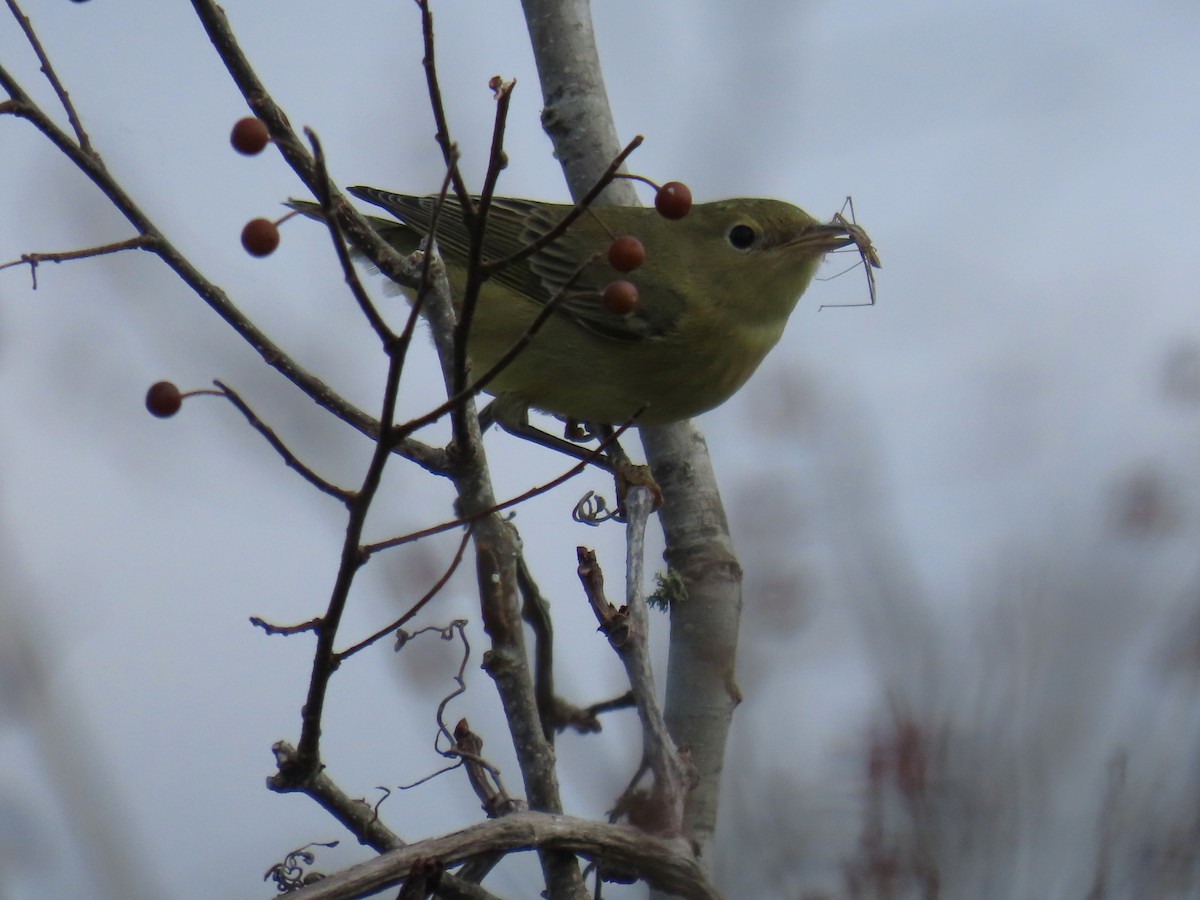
{"left": 347, "top": 188, "right": 684, "bottom": 342}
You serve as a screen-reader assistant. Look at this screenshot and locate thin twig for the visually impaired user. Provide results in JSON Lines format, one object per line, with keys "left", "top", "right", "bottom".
{"left": 4, "top": 0, "right": 92, "bottom": 152}
{"left": 577, "top": 487, "right": 695, "bottom": 837}
{"left": 392, "top": 625, "right": 514, "bottom": 815}
{"left": 363, "top": 418, "right": 638, "bottom": 556}
{"left": 0, "top": 236, "right": 148, "bottom": 289}
{"left": 393, "top": 251, "right": 598, "bottom": 442}
{"left": 450, "top": 77, "right": 516, "bottom": 449}
{"left": 215, "top": 381, "right": 355, "bottom": 504}
{"left": 249, "top": 616, "right": 322, "bottom": 636}
{"left": 269, "top": 741, "right": 404, "bottom": 852}
{"left": 286, "top": 302, "right": 416, "bottom": 778}
{"left": 425, "top": 621, "right": 472, "bottom": 752}
{"left": 336, "top": 526, "right": 474, "bottom": 660}
{"left": 306, "top": 129, "right": 397, "bottom": 345}
{"left": 189, "top": 0, "right": 441, "bottom": 310}
{"left": 582, "top": 691, "right": 636, "bottom": 719}
{"left": 0, "top": 54, "right": 449, "bottom": 476}
{"left": 394, "top": 164, "right": 458, "bottom": 375}
{"left": 414, "top": 0, "right": 473, "bottom": 220}
{"left": 482, "top": 135, "right": 643, "bottom": 277}
{"left": 517, "top": 555, "right": 558, "bottom": 741}
{"left": 452, "top": 718, "right": 518, "bottom": 817}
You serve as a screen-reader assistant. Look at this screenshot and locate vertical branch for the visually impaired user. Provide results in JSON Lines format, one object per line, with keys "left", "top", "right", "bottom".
{"left": 419, "top": 256, "right": 587, "bottom": 900}
{"left": 519, "top": 0, "right": 637, "bottom": 206}
{"left": 284, "top": 305, "right": 412, "bottom": 775}
{"left": 639, "top": 424, "right": 743, "bottom": 864}
{"left": 577, "top": 488, "right": 694, "bottom": 834}
{"left": 453, "top": 80, "right": 515, "bottom": 444}
{"left": 415, "top": 0, "right": 474, "bottom": 217}
{"left": 411, "top": 13, "right": 583, "bottom": 892}
{"left": 519, "top": 0, "right": 746, "bottom": 877}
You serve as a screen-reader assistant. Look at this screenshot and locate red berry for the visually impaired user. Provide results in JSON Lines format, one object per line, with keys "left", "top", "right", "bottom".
{"left": 241, "top": 218, "right": 280, "bottom": 257}
{"left": 603, "top": 280, "right": 639, "bottom": 315}
{"left": 230, "top": 117, "right": 270, "bottom": 155}
{"left": 145, "top": 381, "right": 182, "bottom": 418}
{"left": 654, "top": 181, "right": 692, "bottom": 220}
{"left": 607, "top": 235, "right": 646, "bottom": 272}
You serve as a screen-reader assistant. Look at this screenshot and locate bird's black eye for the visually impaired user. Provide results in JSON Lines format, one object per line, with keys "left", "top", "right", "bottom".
{"left": 727, "top": 223, "right": 757, "bottom": 250}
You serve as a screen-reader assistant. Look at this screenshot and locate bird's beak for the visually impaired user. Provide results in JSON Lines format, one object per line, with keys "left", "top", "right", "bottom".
{"left": 791, "top": 219, "right": 882, "bottom": 271}
{"left": 790, "top": 221, "right": 860, "bottom": 255}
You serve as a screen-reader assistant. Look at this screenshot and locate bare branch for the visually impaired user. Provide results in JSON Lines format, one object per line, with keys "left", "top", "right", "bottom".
{"left": 481, "top": 134, "right": 644, "bottom": 277}
{"left": 577, "top": 488, "right": 695, "bottom": 836}
{"left": 4, "top": 0, "right": 92, "bottom": 151}
{"left": 215, "top": 381, "right": 355, "bottom": 505}
{"left": 282, "top": 269, "right": 452, "bottom": 781}
{"left": 393, "top": 250, "right": 598, "bottom": 441}
{"left": 304, "top": 129, "right": 398, "bottom": 345}
{"left": 250, "top": 616, "right": 321, "bottom": 637}
{"left": 454, "top": 76, "right": 512, "bottom": 422}
{"left": 283, "top": 810, "right": 720, "bottom": 900}
{"left": 0, "top": 237, "right": 148, "bottom": 289}
{"left": 189, "top": 0, "right": 438, "bottom": 302}
{"left": 517, "top": 554, "right": 559, "bottom": 741}
{"left": 643, "top": 422, "right": 744, "bottom": 867}
{"left": 519, "top": 0, "right": 638, "bottom": 205}
{"left": 269, "top": 742, "right": 405, "bottom": 853}
{"left": 414, "top": 0, "right": 474, "bottom": 219}
{"left": 0, "top": 54, "right": 448, "bottom": 476}
{"left": 365, "top": 418, "right": 636, "bottom": 556}
{"left": 452, "top": 718, "right": 519, "bottom": 818}
{"left": 268, "top": 744, "right": 502, "bottom": 900}
{"left": 403, "top": 8, "right": 584, "bottom": 892}
{"left": 520, "top": 0, "right": 747, "bottom": 874}
{"left": 337, "top": 529, "right": 474, "bottom": 661}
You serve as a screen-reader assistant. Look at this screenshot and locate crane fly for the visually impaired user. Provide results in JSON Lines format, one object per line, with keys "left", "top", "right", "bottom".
{"left": 820, "top": 195, "right": 881, "bottom": 308}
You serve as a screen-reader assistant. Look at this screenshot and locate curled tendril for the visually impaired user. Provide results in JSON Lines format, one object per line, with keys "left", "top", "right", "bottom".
{"left": 572, "top": 490, "right": 624, "bottom": 525}
{"left": 263, "top": 841, "right": 338, "bottom": 892}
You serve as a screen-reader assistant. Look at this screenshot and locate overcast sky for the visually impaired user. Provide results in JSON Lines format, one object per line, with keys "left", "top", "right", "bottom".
{"left": 3, "top": 1, "right": 1200, "bottom": 897}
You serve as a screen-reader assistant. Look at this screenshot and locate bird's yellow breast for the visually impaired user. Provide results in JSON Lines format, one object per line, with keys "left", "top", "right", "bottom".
{"left": 463, "top": 281, "right": 790, "bottom": 425}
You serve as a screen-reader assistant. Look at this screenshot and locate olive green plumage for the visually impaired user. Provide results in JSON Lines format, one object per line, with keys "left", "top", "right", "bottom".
{"left": 302, "top": 187, "right": 856, "bottom": 425}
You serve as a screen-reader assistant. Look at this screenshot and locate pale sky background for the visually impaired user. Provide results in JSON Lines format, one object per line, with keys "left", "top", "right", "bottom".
{"left": 2, "top": 1, "right": 1200, "bottom": 897}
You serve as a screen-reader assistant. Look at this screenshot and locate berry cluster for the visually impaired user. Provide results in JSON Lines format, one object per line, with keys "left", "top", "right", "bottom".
{"left": 601, "top": 180, "right": 691, "bottom": 314}
{"left": 229, "top": 117, "right": 284, "bottom": 257}
{"left": 226, "top": 112, "right": 696, "bottom": 318}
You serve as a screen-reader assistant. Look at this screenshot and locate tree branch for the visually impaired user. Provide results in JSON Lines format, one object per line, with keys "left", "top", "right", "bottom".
{"left": 519, "top": 0, "right": 747, "bottom": 877}
{"left": 288, "top": 810, "right": 720, "bottom": 900}
{"left": 640, "top": 423, "right": 744, "bottom": 866}
{"left": 0, "top": 51, "right": 447, "bottom": 475}
{"left": 576, "top": 487, "right": 695, "bottom": 836}
{"left": 268, "top": 743, "right": 502, "bottom": 900}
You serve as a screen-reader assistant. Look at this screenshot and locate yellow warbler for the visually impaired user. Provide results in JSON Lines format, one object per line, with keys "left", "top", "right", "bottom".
{"left": 306, "top": 187, "right": 865, "bottom": 425}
